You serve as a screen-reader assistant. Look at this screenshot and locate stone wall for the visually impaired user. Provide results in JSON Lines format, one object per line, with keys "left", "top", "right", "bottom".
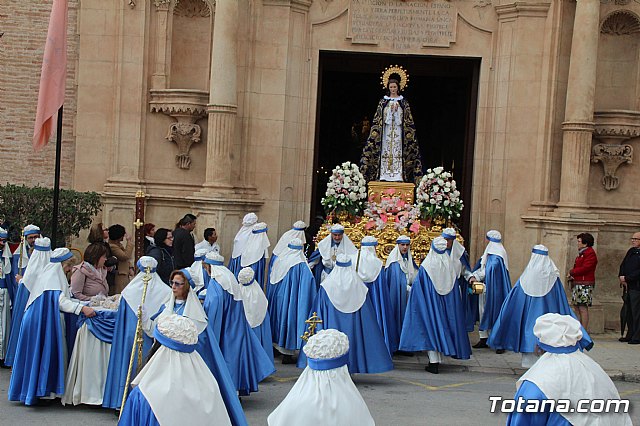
{"left": 0, "top": 0, "right": 79, "bottom": 189}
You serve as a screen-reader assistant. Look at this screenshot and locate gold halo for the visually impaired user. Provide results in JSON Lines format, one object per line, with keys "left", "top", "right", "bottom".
{"left": 380, "top": 65, "right": 410, "bottom": 91}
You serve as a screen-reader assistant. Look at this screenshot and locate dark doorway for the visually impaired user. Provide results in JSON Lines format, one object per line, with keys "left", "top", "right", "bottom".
{"left": 311, "top": 51, "right": 480, "bottom": 242}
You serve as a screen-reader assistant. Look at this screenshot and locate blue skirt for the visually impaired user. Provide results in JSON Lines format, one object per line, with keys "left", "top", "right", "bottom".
{"left": 8, "top": 290, "right": 66, "bottom": 405}
{"left": 488, "top": 280, "right": 593, "bottom": 353}
{"left": 399, "top": 268, "right": 471, "bottom": 360}
{"left": 365, "top": 273, "right": 398, "bottom": 354}
{"left": 297, "top": 288, "right": 393, "bottom": 374}
{"left": 119, "top": 387, "right": 160, "bottom": 426}
{"left": 4, "top": 282, "right": 29, "bottom": 366}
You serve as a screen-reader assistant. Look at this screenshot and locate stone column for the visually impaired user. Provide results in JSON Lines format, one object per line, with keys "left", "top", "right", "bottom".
{"left": 557, "top": 0, "right": 600, "bottom": 209}
{"left": 151, "top": 0, "right": 171, "bottom": 89}
{"left": 203, "top": 0, "right": 238, "bottom": 190}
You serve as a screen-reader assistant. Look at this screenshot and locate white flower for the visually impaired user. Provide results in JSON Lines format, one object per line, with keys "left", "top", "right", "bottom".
{"left": 426, "top": 168, "right": 432, "bottom": 173}
{"left": 456, "top": 213, "right": 461, "bottom": 217}
{"left": 444, "top": 200, "right": 450, "bottom": 206}
{"left": 433, "top": 185, "right": 439, "bottom": 192}
{"left": 445, "top": 182, "right": 451, "bottom": 188}
{"left": 344, "top": 170, "right": 351, "bottom": 176}
{"left": 434, "top": 166, "right": 444, "bottom": 174}
{"left": 344, "top": 177, "right": 351, "bottom": 184}
{"left": 437, "top": 179, "right": 444, "bottom": 186}
{"left": 327, "top": 189, "right": 335, "bottom": 195}
{"left": 349, "top": 193, "right": 357, "bottom": 201}
{"left": 430, "top": 199, "right": 436, "bottom": 204}
{"left": 427, "top": 173, "right": 435, "bottom": 179}
{"left": 444, "top": 187, "right": 450, "bottom": 193}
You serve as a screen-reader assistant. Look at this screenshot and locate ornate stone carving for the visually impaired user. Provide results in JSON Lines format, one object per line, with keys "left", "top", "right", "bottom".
{"left": 167, "top": 122, "right": 202, "bottom": 169}
{"left": 600, "top": 0, "right": 631, "bottom": 6}
{"left": 149, "top": 89, "right": 208, "bottom": 170}
{"left": 174, "top": 0, "right": 211, "bottom": 17}
{"left": 593, "top": 110, "right": 640, "bottom": 144}
{"left": 591, "top": 144, "right": 633, "bottom": 190}
{"left": 600, "top": 10, "right": 640, "bottom": 35}
{"left": 128, "top": 0, "right": 136, "bottom": 9}
{"left": 154, "top": 0, "right": 172, "bottom": 8}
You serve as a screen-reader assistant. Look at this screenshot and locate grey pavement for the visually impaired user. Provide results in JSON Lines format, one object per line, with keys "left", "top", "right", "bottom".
{"left": 0, "top": 333, "right": 638, "bottom": 425}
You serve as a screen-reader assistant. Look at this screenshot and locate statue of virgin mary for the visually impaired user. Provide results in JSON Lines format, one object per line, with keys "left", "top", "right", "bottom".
{"left": 360, "top": 66, "right": 424, "bottom": 183}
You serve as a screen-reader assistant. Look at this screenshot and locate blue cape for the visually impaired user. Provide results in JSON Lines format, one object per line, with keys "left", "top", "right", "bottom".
{"left": 399, "top": 267, "right": 471, "bottom": 360}
{"left": 506, "top": 381, "right": 571, "bottom": 426}
{"left": 297, "top": 287, "right": 394, "bottom": 374}
{"left": 8, "top": 290, "right": 66, "bottom": 405}
{"left": 4, "top": 282, "right": 29, "bottom": 366}
{"left": 267, "top": 262, "right": 317, "bottom": 352}
{"left": 488, "top": 279, "right": 594, "bottom": 353}
{"left": 364, "top": 271, "right": 398, "bottom": 355}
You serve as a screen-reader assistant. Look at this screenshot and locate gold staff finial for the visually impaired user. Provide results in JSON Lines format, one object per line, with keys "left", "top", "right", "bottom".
{"left": 301, "top": 312, "right": 323, "bottom": 342}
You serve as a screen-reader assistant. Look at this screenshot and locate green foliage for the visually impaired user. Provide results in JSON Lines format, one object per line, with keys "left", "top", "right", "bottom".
{"left": 0, "top": 184, "right": 102, "bottom": 244}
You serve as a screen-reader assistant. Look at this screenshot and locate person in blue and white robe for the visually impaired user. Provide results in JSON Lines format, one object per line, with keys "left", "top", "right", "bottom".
{"left": 5, "top": 236, "right": 51, "bottom": 367}
{"left": 234, "top": 222, "right": 270, "bottom": 288}
{"left": 119, "top": 314, "right": 233, "bottom": 426}
{"left": 488, "top": 245, "right": 594, "bottom": 367}
{"left": 8, "top": 248, "right": 96, "bottom": 405}
{"left": 228, "top": 212, "right": 258, "bottom": 276}
{"left": 268, "top": 329, "right": 375, "bottom": 426}
{"left": 507, "top": 313, "right": 631, "bottom": 426}
{"left": 385, "top": 235, "right": 418, "bottom": 353}
{"left": 270, "top": 220, "right": 307, "bottom": 271}
{"left": 237, "top": 267, "right": 274, "bottom": 365}
{"left": 267, "top": 237, "right": 316, "bottom": 363}
{"left": 310, "top": 224, "right": 358, "bottom": 287}
{"left": 188, "top": 248, "right": 209, "bottom": 298}
{"left": 102, "top": 256, "right": 171, "bottom": 410}
{"left": 357, "top": 236, "right": 396, "bottom": 355}
{"left": 147, "top": 270, "right": 247, "bottom": 426}
{"left": 10, "top": 224, "right": 41, "bottom": 304}
{"left": 0, "top": 227, "right": 12, "bottom": 364}
{"left": 468, "top": 230, "right": 512, "bottom": 349}
{"left": 441, "top": 228, "right": 476, "bottom": 332}
{"left": 203, "top": 252, "right": 275, "bottom": 396}
{"left": 399, "top": 237, "right": 471, "bottom": 374}
{"left": 298, "top": 253, "right": 393, "bottom": 374}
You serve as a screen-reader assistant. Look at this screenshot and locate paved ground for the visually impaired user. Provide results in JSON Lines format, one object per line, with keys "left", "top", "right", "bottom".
{"left": 1, "top": 333, "right": 638, "bottom": 425}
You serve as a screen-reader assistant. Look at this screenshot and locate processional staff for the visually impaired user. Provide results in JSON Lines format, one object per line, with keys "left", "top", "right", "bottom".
{"left": 119, "top": 264, "right": 153, "bottom": 417}
{"left": 133, "top": 190, "right": 146, "bottom": 265}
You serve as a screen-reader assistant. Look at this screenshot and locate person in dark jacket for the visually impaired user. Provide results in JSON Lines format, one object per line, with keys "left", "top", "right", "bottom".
{"left": 173, "top": 214, "right": 197, "bottom": 269}
{"left": 568, "top": 233, "right": 598, "bottom": 330}
{"left": 619, "top": 232, "right": 640, "bottom": 344}
{"left": 146, "top": 228, "right": 175, "bottom": 285}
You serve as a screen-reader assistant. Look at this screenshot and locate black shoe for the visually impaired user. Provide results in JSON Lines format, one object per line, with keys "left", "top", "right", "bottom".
{"left": 425, "top": 363, "right": 439, "bottom": 374}
{"left": 628, "top": 340, "right": 640, "bottom": 345}
{"left": 394, "top": 350, "right": 415, "bottom": 357}
{"left": 281, "top": 355, "right": 297, "bottom": 364}
{"left": 619, "top": 337, "right": 631, "bottom": 342}
{"left": 472, "top": 338, "right": 488, "bottom": 349}
{"left": 496, "top": 349, "right": 505, "bottom": 354}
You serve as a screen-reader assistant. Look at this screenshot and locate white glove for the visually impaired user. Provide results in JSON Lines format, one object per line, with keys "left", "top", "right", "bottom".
{"left": 407, "top": 284, "right": 412, "bottom": 293}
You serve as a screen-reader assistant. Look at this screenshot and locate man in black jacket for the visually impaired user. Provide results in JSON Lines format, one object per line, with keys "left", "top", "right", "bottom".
{"left": 173, "top": 214, "right": 197, "bottom": 269}
{"left": 619, "top": 232, "right": 640, "bottom": 344}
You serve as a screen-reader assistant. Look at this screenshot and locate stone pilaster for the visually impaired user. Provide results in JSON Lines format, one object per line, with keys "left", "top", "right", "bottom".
{"left": 557, "top": 0, "right": 601, "bottom": 209}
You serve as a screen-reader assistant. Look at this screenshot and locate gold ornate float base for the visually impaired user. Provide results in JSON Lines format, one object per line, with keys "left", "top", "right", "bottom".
{"left": 367, "top": 181, "right": 415, "bottom": 204}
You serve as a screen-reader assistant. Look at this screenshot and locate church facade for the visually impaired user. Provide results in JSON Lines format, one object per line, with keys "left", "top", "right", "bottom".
{"left": 3, "top": 0, "right": 640, "bottom": 331}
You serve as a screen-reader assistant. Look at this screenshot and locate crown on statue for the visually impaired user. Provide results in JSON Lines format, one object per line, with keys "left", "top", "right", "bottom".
{"left": 380, "top": 65, "right": 410, "bottom": 91}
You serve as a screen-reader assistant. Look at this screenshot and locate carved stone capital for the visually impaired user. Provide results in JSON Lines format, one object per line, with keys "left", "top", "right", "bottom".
{"left": 167, "top": 122, "right": 202, "bottom": 169}
{"left": 591, "top": 143, "right": 633, "bottom": 190}
{"left": 149, "top": 89, "right": 208, "bottom": 170}
{"left": 154, "top": 0, "right": 172, "bottom": 10}
{"left": 593, "top": 110, "right": 640, "bottom": 144}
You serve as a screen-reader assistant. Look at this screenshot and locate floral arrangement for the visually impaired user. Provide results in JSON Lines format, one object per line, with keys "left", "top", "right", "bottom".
{"left": 364, "top": 189, "right": 421, "bottom": 233}
{"left": 321, "top": 161, "right": 367, "bottom": 216}
{"left": 416, "top": 167, "right": 464, "bottom": 222}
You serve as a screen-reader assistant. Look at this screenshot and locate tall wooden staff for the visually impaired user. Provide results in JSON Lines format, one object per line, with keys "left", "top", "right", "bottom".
{"left": 133, "top": 190, "right": 146, "bottom": 265}
{"left": 119, "top": 264, "right": 152, "bottom": 417}
{"left": 17, "top": 229, "right": 25, "bottom": 276}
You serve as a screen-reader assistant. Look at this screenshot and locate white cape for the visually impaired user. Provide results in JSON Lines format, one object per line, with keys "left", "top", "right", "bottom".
{"left": 422, "top": 249, "right": 456, "bottom": 296}
{"left": 121, "top": 270, "right": 171, "bottom": 326}
{"left": 519, "top": 250, "right": 560, "bottom": 297}
{"left": 357, "top": 246, "right": 383, "bottom": 283}
{"left": 317, "top": 234, "right": 358, "bottom": 262}
{"left": 268, "top": 365, "right": 375, "bottom": 426}
{"left": 269, "top": 246, "right": 309, "bottom": 284}
{"left": 321, "top": 266, "right": 368, "bottom": 313}
{"left": 518, "top": 351, "right": 632, "bottom": 426}
{"left": 159, "top": 289, "right": 208, "bottom": 334}
{"left": 133, "top": 346, "right": 231, "bottom": 426}
{"left": 238, "top": 280, "right": 268, "bottom": 328}
{"left": 480, "top": 241, "right": 509, "bottom": 270}
{"left": 26, "top": 262, "right": 70, "bottom": 309}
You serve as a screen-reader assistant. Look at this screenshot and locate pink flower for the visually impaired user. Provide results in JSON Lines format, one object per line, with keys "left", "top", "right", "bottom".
{"left": 409, "top": 221, "right": 420, "bottom": 234}
{"left": 385, "top": 188, "right": 396, "bottom": 195}
{"left": 365, "top": 220, "right": 376, "bottom": 230}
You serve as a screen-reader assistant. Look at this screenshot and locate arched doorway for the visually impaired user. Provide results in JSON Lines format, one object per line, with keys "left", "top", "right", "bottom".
{"left": 311, "top": 51, "right": 480, "bottom": 241}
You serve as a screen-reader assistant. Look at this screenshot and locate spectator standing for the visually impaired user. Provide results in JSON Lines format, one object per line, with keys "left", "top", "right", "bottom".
{"left": 143, "top": 223, "right": 156, "bottom": 254}
{"left": 70, "top": 243, "right": 109, "bottom": 301}
{"left": 195, "top": 227, "right": 220, "bottom": 254}
{"left": 147, "top": 228, "right": 176, "bottom": 285}
{"left": 108, "top": 224, "right": 134, "bottom": 294}
{"left": 87, "top": 222, "right": 118, "bottom": 288}
{"left": 568, "top": 232, "right": 598, "bottom": 330}
{"left": 619, "top": 232, "right": 640, "bottom": 344}
{"left": 173, "top": 214, "right": 197, "bottom": 269}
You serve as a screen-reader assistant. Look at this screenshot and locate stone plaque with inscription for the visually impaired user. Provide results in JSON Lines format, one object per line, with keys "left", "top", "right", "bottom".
{"left": 349, "top": 0, "right": 457, "bottom": 49}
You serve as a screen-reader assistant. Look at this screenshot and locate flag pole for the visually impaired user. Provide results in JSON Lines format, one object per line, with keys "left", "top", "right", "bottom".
{"left": 51, "top": 105, "right": 63, "bottom": 249}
